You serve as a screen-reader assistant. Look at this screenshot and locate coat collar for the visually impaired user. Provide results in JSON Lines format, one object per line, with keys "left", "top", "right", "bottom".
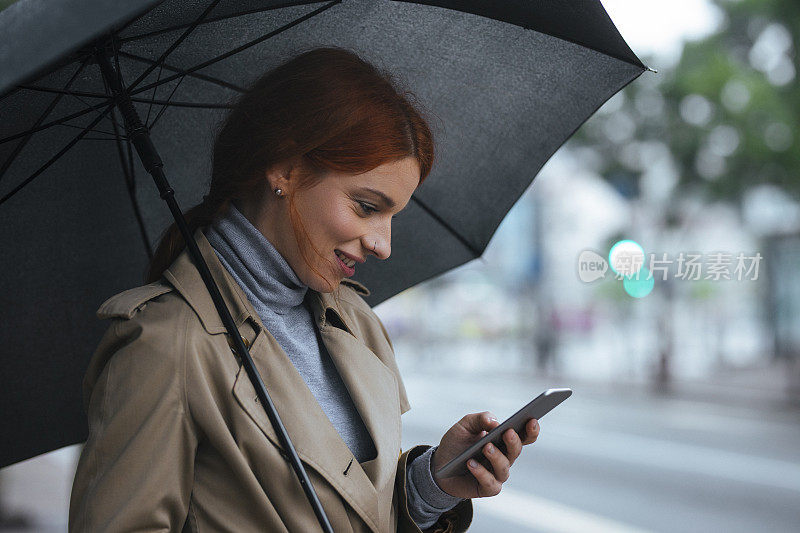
{"left": 163, "top": 227, "right": 351, "bottom": 335}
{"left": 164, "top": 228, "right": 399, "bottom": 532}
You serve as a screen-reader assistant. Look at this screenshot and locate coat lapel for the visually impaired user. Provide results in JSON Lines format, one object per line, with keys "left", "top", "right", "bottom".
{"left": 164, "top": 228, "right": 401, "bottom": 533}
{"left": 311, "top": 293, "right": 403, "bottom": 492}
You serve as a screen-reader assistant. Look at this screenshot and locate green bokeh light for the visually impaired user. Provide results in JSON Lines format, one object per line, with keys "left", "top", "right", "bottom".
{"left": 623, "top": 267, "right": 655, "bottom": 298}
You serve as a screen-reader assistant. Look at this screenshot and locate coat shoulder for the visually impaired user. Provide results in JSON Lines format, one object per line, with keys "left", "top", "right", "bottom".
{"left": 96, "top": 281, "right": 175, "bottom": 320}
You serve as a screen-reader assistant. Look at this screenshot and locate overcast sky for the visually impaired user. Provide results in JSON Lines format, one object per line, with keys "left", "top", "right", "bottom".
{"left": 601, "top": 0, "right": 725, "bottom": 68}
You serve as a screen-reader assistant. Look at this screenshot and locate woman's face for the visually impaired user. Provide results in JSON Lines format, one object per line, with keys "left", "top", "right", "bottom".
{"left": 246, "top": 156, "right": 420, "bottom": 293}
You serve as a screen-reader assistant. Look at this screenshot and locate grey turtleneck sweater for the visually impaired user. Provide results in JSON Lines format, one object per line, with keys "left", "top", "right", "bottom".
{"left": 204, "top": 202, "right": 463, "bottom": 529}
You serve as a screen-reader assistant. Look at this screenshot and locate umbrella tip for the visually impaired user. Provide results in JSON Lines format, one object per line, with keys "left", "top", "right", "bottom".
{"left": 645, "top": 65, "right": 659, "bottom": 74}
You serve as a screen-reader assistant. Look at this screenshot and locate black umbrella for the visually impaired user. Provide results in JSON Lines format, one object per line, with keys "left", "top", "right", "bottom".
{"left": 0, "top": 0, "right": 647, "bottom": 528}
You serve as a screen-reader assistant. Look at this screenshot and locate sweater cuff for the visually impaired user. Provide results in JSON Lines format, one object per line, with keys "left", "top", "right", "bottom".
{"left": 408, "top": 446, "right": 465, "bottom": 511}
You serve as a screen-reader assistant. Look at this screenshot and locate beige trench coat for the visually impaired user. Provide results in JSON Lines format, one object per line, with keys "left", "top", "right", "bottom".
{"left": 69, "top": 227, "right": 473, "bottom": 533}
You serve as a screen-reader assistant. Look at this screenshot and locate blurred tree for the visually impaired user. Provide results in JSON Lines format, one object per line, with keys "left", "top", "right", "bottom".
{"left": 667, "top": 0, "right": 800, "bottom": 203}
{"left": 573, "top": 0, "right": 800, "bottom": 208}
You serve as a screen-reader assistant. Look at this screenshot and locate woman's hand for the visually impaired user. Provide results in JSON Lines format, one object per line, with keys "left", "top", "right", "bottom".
{"left": 431, "top": 412, "right": 539, "bottom": 499}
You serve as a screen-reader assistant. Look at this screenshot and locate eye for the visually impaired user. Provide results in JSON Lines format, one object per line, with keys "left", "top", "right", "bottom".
{"left": 358, "top": 201, "right": 378, "bottom": 215}
{"left": 357, "top": 200, "right": 399, "bottom": 219}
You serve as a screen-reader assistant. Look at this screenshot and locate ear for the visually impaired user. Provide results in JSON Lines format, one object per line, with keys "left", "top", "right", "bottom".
{"left": 264, "top": 158, "right": 297, "bottom": 192}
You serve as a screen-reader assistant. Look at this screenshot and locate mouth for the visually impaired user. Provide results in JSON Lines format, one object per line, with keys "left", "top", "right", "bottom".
{"left": 334, "top": 249, "right": 356, "bottom": 276}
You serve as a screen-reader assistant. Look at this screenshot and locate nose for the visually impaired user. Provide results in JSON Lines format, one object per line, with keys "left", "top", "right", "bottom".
{"left": 364, "top": 221, "right": 391, "bottom": 260}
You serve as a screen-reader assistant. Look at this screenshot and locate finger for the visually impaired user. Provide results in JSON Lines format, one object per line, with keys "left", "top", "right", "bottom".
{"left": 503, "top": 428, "right": 523, "bottom": 464}
{"left": 467, "top": 458, "right": 502, "bottom": 497}
{"left": 521, "top": 418, "right": 540, "bottom": 445}
{"left": 483, "top": 442, "right": 511, "bottom": 482}
{"left": 460, "top": 411, "right": 500, "bottom": 435}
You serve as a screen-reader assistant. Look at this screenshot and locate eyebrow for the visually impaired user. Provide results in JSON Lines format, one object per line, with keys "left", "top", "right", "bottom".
{"left": 356, "top": 187, "right": 396, "bottom": 209}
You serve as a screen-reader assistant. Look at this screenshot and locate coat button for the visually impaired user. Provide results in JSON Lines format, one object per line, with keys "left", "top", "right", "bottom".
{"left": 228, "top": 335, "right": 250, "bottom": 353}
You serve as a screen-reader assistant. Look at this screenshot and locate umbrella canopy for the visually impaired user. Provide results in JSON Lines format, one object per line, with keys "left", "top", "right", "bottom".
{"left": 0, "top": 0, "right": 646, "bottom": 469}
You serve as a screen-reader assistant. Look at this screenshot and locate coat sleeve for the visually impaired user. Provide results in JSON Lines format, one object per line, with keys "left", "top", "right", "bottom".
{"left": 395, "top": 445, "right": 473, "bottom": 533}
{"left": 69, "top": 307, "right": 198, "bottom": 532}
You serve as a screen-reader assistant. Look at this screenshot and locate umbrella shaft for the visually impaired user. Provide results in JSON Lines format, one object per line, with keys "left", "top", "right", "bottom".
{"left": 94, "top": 46, "right": 163, "bottom": 177}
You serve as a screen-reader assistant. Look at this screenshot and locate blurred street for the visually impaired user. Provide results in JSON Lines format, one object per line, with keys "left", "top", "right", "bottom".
{"left": 400, "top": 369, "right": 800, "bottom": 533}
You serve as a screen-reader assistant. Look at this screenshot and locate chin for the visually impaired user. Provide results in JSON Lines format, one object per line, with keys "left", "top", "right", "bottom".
{"left": 297, "top": 258, "right": 340, "bottom": 293}
{"left": 305, "top": 273, "right": 339, "bottom": 294}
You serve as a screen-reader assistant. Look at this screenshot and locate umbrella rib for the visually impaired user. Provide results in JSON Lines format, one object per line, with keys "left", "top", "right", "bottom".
{"left": 15, "top": 84, "right": 234, "bottom": 109}
{"left": 0, "top": 103, "right": 111, "bottom": 146}
{"left": 98, "top": 56, "right": 124, "bottom": 142}
{"left": 147, "top": 71, "right": 187, "bottom": 131}
{"left": 0, "top": 45, "right": 92, "bottom": 105}
{"left": 0, "top": 56, "right": 92, "bottom": 182}
{"left": 117, "top": 1, "right": 325, "bottom": 44}
{"left": 118, "top": 51, "right": 246, "bottom": 93}
{"left": 144, "top": 63, "right": 164, "bottom": 126}
{"left": 113, "top": 33, "right": 126, "bottom": 88}
{"left": 128, "top": 0, "right": 342, "bottom": 96}
{"left": 141, "top": 98, "right": 235, "bottom": 109}
{"left": 16, "top": 86, "right": 115, "bottom": 100}
{"left": 126, "top": 0, "right": 225, "bottom": 92}
{"left": 0, "top": 104, "right": 115, "bottom": 207}
{"left": 61, "top": 84, "right": 118, "bottom": 133}
{"left": 410, "top": 195, "right": 482, "bottom": 257}
{"left": 13, "top": 84, "right": 117, "bottom": 136}
{"left": 109, "top": 107, "right": 135, "bottom": 192}
{"left": 109, "top": 107, "right": 154, "bottom": 262}
{"left": 0, "top": 86, "right": 22, "bottom": 104}
{"left": 120, "top": 110, "right": 138, "bottom": 212}
{"left": 57, "top": 122, "right": 122, "bottom": 138}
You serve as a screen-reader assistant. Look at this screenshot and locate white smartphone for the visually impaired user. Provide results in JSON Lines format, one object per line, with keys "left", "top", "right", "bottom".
{"left": 433, "top": 388, "right": 572, "bottom": 480}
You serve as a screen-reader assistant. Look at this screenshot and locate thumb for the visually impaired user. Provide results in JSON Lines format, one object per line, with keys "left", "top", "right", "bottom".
{"left": 461, "top": 411, "right": 499, "bottom": 435}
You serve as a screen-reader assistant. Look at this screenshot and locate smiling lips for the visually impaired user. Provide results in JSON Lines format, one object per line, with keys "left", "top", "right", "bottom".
{"left": 335, "top": 250, "right": 356, "bottom": 276}
{"left": 335, "top": 249, "right": 356, "bottom": 267}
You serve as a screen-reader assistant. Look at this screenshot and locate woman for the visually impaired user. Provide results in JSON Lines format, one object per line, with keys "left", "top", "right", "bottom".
{"left": 69, "top": 47, "right": 540, "bottom": 532}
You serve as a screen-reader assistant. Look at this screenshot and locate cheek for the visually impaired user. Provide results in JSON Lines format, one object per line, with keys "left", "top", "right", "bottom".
{"left": 323, "top": 208, "right": 360, "bottom": 241}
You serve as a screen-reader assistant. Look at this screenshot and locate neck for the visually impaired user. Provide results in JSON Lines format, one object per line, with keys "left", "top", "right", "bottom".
{"left": 204, "top": 202, "right": 308, "bottom": 316}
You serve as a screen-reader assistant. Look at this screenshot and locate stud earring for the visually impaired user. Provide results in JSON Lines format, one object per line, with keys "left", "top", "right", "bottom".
{"left": 274, "top": 187, "right": 283, "bottom": 197}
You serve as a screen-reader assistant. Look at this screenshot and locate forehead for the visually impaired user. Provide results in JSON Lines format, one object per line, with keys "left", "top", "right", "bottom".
{"left": 332, "top": 157, "right": 420, "bottom": 206}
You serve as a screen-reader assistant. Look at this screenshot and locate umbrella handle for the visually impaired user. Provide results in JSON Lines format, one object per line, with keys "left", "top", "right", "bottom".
{"left": 94, "top": 41, "right": 335, "bottom": 533}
